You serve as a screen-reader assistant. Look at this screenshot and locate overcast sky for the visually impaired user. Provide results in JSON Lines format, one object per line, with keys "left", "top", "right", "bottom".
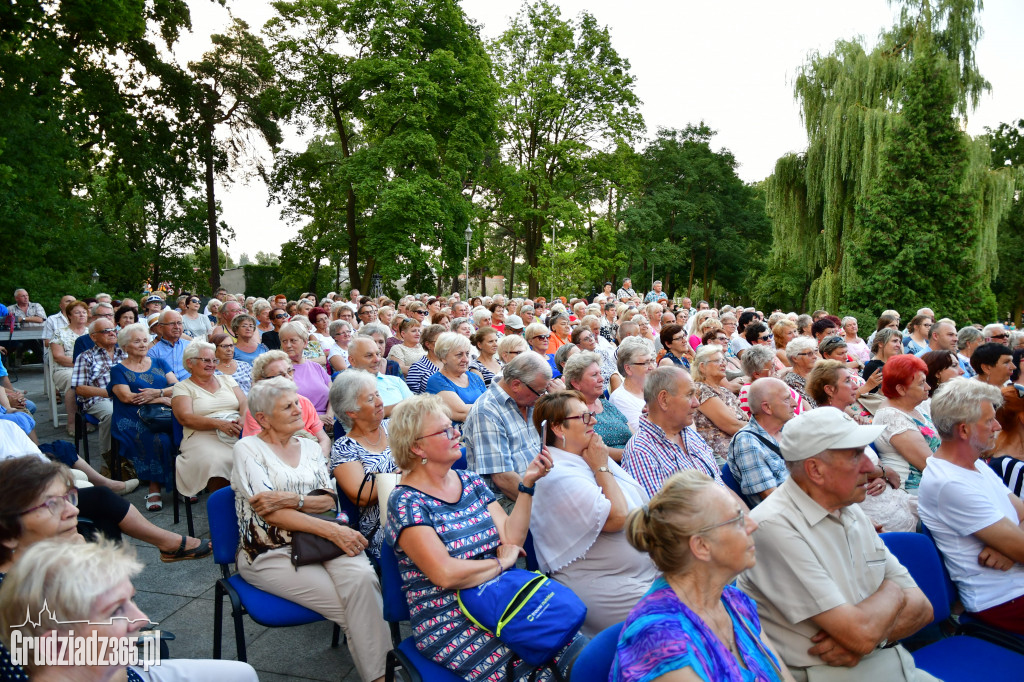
{"left": 179, "top": 0, "right": 1024, "bottom": 259}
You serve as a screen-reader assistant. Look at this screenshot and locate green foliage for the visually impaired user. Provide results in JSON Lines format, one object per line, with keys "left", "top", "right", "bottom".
{"left": 241, "top": 265, "right": 282, "bottom": 298}
{"left": 988, "top": 119, "right": 1024, "bottom": 323}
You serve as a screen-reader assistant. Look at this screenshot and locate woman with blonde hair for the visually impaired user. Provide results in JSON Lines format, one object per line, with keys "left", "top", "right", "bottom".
{"left": 772, "top": 319, "right": 798, "bottom": 368}
{"left": 497, "top": 333, "right": 529, "bottom": 364}
{"left": 612, "top": 471, "right": 792, "bottom": 681}
{"left": 424, "top": 332, "right": 487, "bottom": 424}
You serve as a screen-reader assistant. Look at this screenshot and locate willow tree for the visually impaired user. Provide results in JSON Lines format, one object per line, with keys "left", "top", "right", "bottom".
{"left": 762, "top": 0, "right": 1014, "bottom": 318}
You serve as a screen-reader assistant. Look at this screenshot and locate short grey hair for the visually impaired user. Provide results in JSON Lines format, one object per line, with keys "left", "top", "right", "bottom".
{"left": 230, "top": 313, "right": 258, "bottom": 334}
{"left": 157, "top": 308, "right": 178, "bottom": 324}
{"left": 841, "top": 316, "right": 858, "bottom": 327}
{"left": 471, "top": 308, "right": 492, "bottom": 327}
{"left": 929, "top": 378, "right": 1003, "bottom": 439}
{"left": 502, "top": 351, "right": 551, "bottom": 385}
{"left": 741, "top": 344, "right": 776, "bottom": 376}
{"left": 644, "top": 366, "right": 687, "bottom": 404}
{"left": 328, "top": 319, "right": 353, "bottom": 336}
{"left": 252, "top": 350, "right": 290, "bottom": 381}
{"left": 247, "top": 376, "right": 298, "bottom": 418}
{"left": 562, "top": 351, "right": 601, "bottom": 389}
{"left": 434, "top": 332, "right": 472, "bottom": 362}
{"left": 252, "top": 298, "right": 272, "bottom": 316}
{"left": 785, "top": 335, "right": 818, "bottom": 360}
{"left": 183, "top": 340, "right": 215, "bottom": 365}
{"left": 279, "top": 320, "right": 310, "bottom": 342}
{"left": 958, "top": 325, "right": 983, "bottom": 351}
{"left": 524, "top": 322, "right": 548, "bottom": 341}
{"left": 358, "top": 322, "right": 389, "bottom": 339}
{"left": 616, "top": 336, "right": 652, "bottom": 375}
{"left": 329, "top": 370, "right": 379, "bottom": 430}
{"left": 116, "top": 322, "right": 149, "bottom": 349}
{"left": 870, "top": 328, "right": 903, "bottom": 355}
{"left": 690, "top": 345, "right": 724, "bottom": 383}
{"left": 498, "top": 334, "right": 528, "bottom": 355}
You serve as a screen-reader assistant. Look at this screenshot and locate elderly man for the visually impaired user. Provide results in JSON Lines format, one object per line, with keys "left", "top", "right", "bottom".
{"left": 727, "top": 377, "right": 794, "bottom": 506}
{"left": 148, "top": 309, "right": 190, "bottom": 380}
{"left": 215, "top": 299, "right": 242, "bottom": 336}
{"left": 71, "top": 318, "right": 127, "bottom": 464}
{"left": 451, "top": 300, "right": 470, "bottom": 320}
{"left": 919, "top": 379, "right": 1024, "bottom": 634}
{"left": 738, "top": 407, "right": 936, "bottom": 681}
{"left": 983, "top": 323, "right": 1009, "bottom": 346}
{"left": 644, "top": 280, "right": 668, "bottom": 304}
{"left": 621, "top": 366, "right": 723, "bottom": 497}
{"left": 616, "top": 278, "right": 637, "bottom": 302}
{"left": 346, "top": 336, "right": 411, "bottom": 416}
{"left": 9, "top": 288, "right": 45, "bottom": 328}
{"left": 72, "top": 302, "right": 114, "bottom": 358}
{"left": 463, "top": 353, "right": 551, "bottom": 508}
{"left": 915, "top": 319, "right": 958, "bottom": 356}
{"left": 42, "top": 294, "right": 76, "bottom": 345}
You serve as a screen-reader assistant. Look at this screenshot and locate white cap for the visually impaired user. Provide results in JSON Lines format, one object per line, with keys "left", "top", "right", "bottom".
{"left": 779, "top": 407, "right": 885, "bottom": 462}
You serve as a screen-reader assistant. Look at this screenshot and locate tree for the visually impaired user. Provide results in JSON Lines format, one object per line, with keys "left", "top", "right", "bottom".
{"left": 188, "top": 18, "right": 286, "bottom": 292}
{"left": 988, "top": 119, "right": 1024, "bottom": 323}
{"left": 487, "top": 0, "right": 644, "bottom": 297}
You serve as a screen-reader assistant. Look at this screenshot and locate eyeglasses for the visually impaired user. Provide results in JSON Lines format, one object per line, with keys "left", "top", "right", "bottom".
{"left": 273, "top": 314, "right": 289, "bottom": 320}
{"left": 21, "top": 489, "right": 78, "bottom": 516}
{"left": 522, "top": 380, "right": 548, "bottom": 397}
{"left": 630, "top": 360, "right": 656, "bottom": 368}
{"left": 671, "top": 334, "right": 687, "bottom": 342}
{"left": 217, "top": 343, "right": 234, "bottom": 349}
{"left": 530, "top": 334, "right": 550, "bottom": 341}
{"left": 416, "top": 425, "right": 460, "bottom": 441}
{"left": 92, "top": 329, "right": 117, "bottom": 336}
{"left": 197, "top": 358, "right": 219, "bottom": 365}
{"left": 95, "top": 313, "right": 114, "bottom": 319}
{"left": 695, "top": 509, "right": 746, "bottom": 534}
{"left": 563, "top": 411, "right": 597, "bottom": 425}
{"left": 160, "top": 321, "right": 183, "bottom": 327}
{"left": 263, "top": 367, "right": 295, "bottom": 379}
{"left": 795, "top": 351, "right": 818, "bottom": 358}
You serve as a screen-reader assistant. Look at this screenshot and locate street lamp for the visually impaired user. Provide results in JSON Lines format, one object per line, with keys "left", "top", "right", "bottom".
{"left": 91, "top": 269, "right": 100, "bottom": 284}
{"left": 464, "top": 223, "right": 473, "bottom": 300}
{"left": 551, "top": 223, "right": 556, "bottom": 301}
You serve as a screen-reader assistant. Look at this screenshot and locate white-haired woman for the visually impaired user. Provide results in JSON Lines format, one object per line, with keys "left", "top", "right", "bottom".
{"left": 385, "top": 395, "right": 571, "bottom": 680}
{"left": 498, "top": 333, "right": 529, "bottom": 364}
{"left": 563, "top": 352, "right": 633, "bottom": 461}
{"left": 253, "top": 298, "right": 274, "bottom": 336}
{"left": 690, "top": 345, "right": 749, "bottom": 463}
{"left": 425, "top": 332, "right": 487, "bottom": 424}
{"left": 784, "top": 336, "right": 821, "bottom": 409}
{"left": 329, "top": 370, "right": 399, "bottom": 557}
{"left": 241, "top": 350, "right": 330, "bottom": 457}
{"left": 172, "top": 341, "right": 247, "bottom": 497}
{"left": 233, "top": 378, "right": 390, "bottom": 682}
{"left": 327, "top": 319, "right": 354, "bottom": 373}
{"left": 279, "top": 320, "right": 332, "bottom": 422}
{"left": 289, "top": 314, "right": 329, "bottom": 367}
{"left": 610, "top": 337, "right": 654, "bottom": 432}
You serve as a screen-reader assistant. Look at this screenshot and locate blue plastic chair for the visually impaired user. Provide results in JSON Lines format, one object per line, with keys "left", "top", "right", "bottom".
{"left": 720, "top": 463, "right": 744, "bottom": 499}
{"left": 569, "top": 622, "right": 623, "bottom": 682}
{"left": 453, "top": 446, "right": 468, "bottom": 471}
{"left": 379, "top": 539, "right": 465, "bottom": 682}
{"left": 880, "top": 532, "right": 1024, "bottom": 677}
{"left": 206, "top": 488, "right": 341, "bottom": 661}
{"left": 73, "top": 400, "right": 100, "bottom": 464}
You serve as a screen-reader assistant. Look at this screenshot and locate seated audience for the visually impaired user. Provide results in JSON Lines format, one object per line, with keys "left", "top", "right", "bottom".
{"left": 782, "top": 336, "right": 820, "bottom": 409}
{"left": 182, "top": 293, "right": 213, "bottom": 340}
{"left": 231, "top": 313, "right": 269, "bottom": 365}
{"left": 404, "top": 324, "right": 445, "bottom": 394}
{"left": 51, "top": 299, "right": 89, "bottom": 435}
{"left": 609, "top": 337, "right": 654, "bottom": 432}
{"left": 212, "top": 331, "right": 254, "bottom": 395}
{"left": 989, "top": 384, "right": 1024, "bottom": 495}
{"left": 262, "top": 307, "right": 289, "bottom": 350}
{"left": 902, "top": 314, "right": 933, "bottom": 355}
{"left": 279, "top": 320, "right": 332, "bottom": 421}
{"left": 242, "top": 350, "right": 330, "bottom": 456}
{"left": 612, "top": 470, "right": 793, "bottom": 682}
{"left": 327, "top": 319, "right": 354, "bottom": 373}
{"left": 690, "top": 345, "right": 748, "bottom": 464}
{"left": 469, "top": 326, "right": 502, "bottom": 386}
{"left": 497, "top": 333, "right": 529, "bottom": 364}
{"left": 971, "top": 341, "right": 1014, "bottom": 387}
{"left": 873, "top": 355, "right": 939, "bottom": 494}
{"left": 148, "top": 309, "right": 190, "bottom": 380}
{"left": 563, "top": 352, "right": 632, "bottom": 461}
{"left": 348, "top": 336, "right": 413, "bottom": 416}
{"left": 232, "top": 377, "right": 390, "bottom": 681}
{"left": 387, "top": 318, "right": 425, "bottom": 375}
{"left": 72, "top": 317, "right": 126, "bottom": 469}
{"left": 425, "top": 332, "right": 486, "bottom": 424}
{"left": 727, "top": 377, "right": 794, "bottom": 507}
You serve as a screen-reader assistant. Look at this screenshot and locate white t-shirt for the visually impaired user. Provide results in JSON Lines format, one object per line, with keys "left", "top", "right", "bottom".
{"left": 918, "top": 456, "right": 1024, "bottom": 612}
{"left": 609, "top": 386, "right": 645, "bottom": 432}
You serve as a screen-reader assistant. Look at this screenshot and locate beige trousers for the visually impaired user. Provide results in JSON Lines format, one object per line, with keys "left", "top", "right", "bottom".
{"left": 237, "top": 546, "right": 389, "bottom": 681}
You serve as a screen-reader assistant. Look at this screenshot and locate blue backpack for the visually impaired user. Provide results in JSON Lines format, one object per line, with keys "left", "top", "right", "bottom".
{"left": 457, "top": 568, "right": 586, "bottom": 670}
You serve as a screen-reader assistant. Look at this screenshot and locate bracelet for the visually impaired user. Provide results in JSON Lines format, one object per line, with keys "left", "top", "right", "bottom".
{"left": 493, "top": 557, "right": 503, "bottom": 576}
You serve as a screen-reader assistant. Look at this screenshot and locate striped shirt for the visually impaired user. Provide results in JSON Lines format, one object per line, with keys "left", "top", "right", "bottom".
{"left": 622, "top": 416, "right": 723, "bottom": 497}
{"left": 405, "top": 356, "right": 439, "bottom": 395}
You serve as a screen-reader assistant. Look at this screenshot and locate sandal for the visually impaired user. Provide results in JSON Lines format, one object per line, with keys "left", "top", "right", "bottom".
{"left": 145, "top": 492, "right": 163, "bottom": 512}
{"left": 160, "top": 536, "right": 212, "bottom": 563}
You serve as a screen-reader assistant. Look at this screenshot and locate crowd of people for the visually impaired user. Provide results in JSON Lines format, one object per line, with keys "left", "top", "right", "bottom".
{"left": 1, "top": 283, "right": 1023, "bottom": 680}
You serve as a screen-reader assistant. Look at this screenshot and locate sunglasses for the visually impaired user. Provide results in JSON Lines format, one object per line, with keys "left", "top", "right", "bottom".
{"left": 530, "top": 334, "right": 550, "bottom": 341}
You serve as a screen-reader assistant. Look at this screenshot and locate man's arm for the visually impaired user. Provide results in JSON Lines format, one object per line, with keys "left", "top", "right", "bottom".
{"left": 973, "top": 515, "right": 1024, "bottom": 564}
{"left": 808, "top": 579, "right": 907, "bottom": 657}
{"left": 490, "top": 472, "right": 521, "bottom": 501}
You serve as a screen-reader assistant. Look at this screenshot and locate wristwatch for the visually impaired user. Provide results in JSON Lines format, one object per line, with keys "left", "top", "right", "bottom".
{"left": 517, "top": 482, "right": 535, "bottom": 496}
{"left": 596, "top": 466, "right": 611, "bottom": 474}
{"left": 297, "top": 494, "right": 305, "bottom": 510}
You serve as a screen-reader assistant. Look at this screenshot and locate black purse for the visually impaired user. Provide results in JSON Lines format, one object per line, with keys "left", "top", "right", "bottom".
{"left": 289, "top": 491, "right": 347, "bottom": 568}
{"left": 137, "top": 403, "right": 173, "bottom": 433}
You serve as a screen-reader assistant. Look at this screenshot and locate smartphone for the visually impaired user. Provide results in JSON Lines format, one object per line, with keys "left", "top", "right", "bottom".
{"left": 540, "top": 419, "right": 548, "bottom": 448}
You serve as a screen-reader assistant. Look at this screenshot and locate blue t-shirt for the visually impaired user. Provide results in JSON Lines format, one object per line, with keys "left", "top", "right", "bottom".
{"left": 425, "top": 371, "right": 487, "bottom": 413}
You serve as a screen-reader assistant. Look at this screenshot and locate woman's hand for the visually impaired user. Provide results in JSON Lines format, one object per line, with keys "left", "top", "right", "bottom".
{"left": 580, "top": 433, "right": 610, "bottom": 472}
{"left": 327, "top": 524, "right": 369, "bottom": 557}
{"left": 521, "top": 447, "right": 553, "bottom": 488}
{"left": 217, "top": 419, "right": 242, "bottom": 438}
{"left": 496, "top": 543, "right": 523, "bottom": 571}
{"left": 133, "top": 388, "right": 163, "bottom": 404}
{"left": 883, "top": 467, "right": 901, "bottom": 489}
{"left": 249, "top": 490, "right": 301, "bottom": 516}
{"left": 863, "top": 370, "right": 883, "bottom": 391}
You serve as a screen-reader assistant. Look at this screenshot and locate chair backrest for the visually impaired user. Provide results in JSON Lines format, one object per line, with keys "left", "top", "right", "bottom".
{"left": 569, "top": 622, "right": 623, "bottom": 682}
{"left": 335, "top": 481, "right": 360, "bottom": 530}
{"left": 720, "top": 463, "right": 744, "bottom": 498}
{"left": 453, "top": 445, "right": 468, "bottom": 471}
{"left": 172, "top": 415, "right": 183, "bottom": 449}
{"left": 378, "top": 539, "right": 412, "bottom": 623}
{"left": 207, "top": 487, "right": 241, "bottom": 566}
{"left": 523, "top": 530, "right": 540, "bottom": 572}
{"left": 880, "top": 531, "right": 951, "bottom": 624}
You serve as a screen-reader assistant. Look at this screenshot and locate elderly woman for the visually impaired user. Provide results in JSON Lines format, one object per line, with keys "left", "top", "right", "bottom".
{"left": 329, "top": 370, "right": 399, "bottom": 557}
{"left": 241, "top": 351, "right": 329, "bottom": 456}
{"left": 405, "top": 324, "right": 445, "bottom": 394}
{"left": 290, "top": 315, "right": 329, "bottom": 367}
{"left": 253, "top": 298, "right": 274, "bottom": 336}
{"left": 842, "top": 316, "right": 870, "bottom": 364}
{"left": 498, "top": 333, "right": 529, "bottom": 364}
{"left": 469, "top": 326, "right": 501, "bottom": 386}
{"left": 688, "top": 310, "right": 716, "bottom": 350}
{"left": 279, "top": 321, "right": 332, "bottom": 421}
{"left": 518, "top": 302, "right": 536, "bottom": 327}
{"left": 385, "top": 395, "right": 573, "bottom": 680}
{"left": 430, "top": 311, "right": 451, "bottom": 331}
{"left": 424, "top": 332, "right": 487, "bottom": 424}
{"left": 610, "top": 337, "right": 654, "bottom": 432}
{"left": 772, "top": 319, "right": 798, "bottom": 368}
{"left": 690, "top": 346, "right": 749, "bottom": 463}
{"left": 563, "top": 352, "right": 632, "bottom": 462}
{"left": 471, "top": 307, "right": 492, "bottom": 332}
{"left": 51, "top": 299, "right": 89, "bottom": 435}
{"left": 737, "top": 345, "right": 806, "bottom": 417}
{"left": 658, "top": 323, "right": 693, "bottom": 370}
{"left": 327, "top": 319, "right": 354, "bottom": 373}
{"left": 783, "top": 336, "right": 820, "bottom": 409}
{"left": 232, "top": 378, "right": 390, "bottom": 682}
{"left": 172, "top": 341, "right": 247, "bottom": 497}
{"left": 182, "top": 294, "right": 213, "bottom": 340}
{"left": 547, "top": 312, "right": 572, "bottom": 354}
{"left": 553, "top": 342, "right": 578, "bottom": 376}
{"left": 530, "top": 391, "right": 656, "bottom": 636}
{"left": 212, "top": 332, "right": 254, "bottom": 395}
{"left": 109, "top": 322, "right": 177, "bottom": 509}
{"left": 863, "top": 327, "right": 904, "bottom": 392}
{"left": 451, "top": 316, "right": 475, "bottom": 340}
{"left": 612, "top": 471, "right": 793, "bottom": 682}
{"left": 231, "top": 313, "right": 268, "bottom": 365}
{"left": 873, "top": 355, "right": 940, "bottom": 494}
{"left": 387, "top": 318, "right": 425, "bottom": 375}
{"left": 113, "top": 304, "right": 137, "bottom": 331}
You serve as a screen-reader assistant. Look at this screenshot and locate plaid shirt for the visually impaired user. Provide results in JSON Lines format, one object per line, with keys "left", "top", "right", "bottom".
{"left": 71, "top": 344, "right": 127, "bottom": 410}
{"left": 726, "top": 416, "right": 788, "bottom": 507}
{"left": 463, "top": 381, "right": 540, "bottom": 501}
{"left": 622, "top": 416, "right": 723, "bottom": 497}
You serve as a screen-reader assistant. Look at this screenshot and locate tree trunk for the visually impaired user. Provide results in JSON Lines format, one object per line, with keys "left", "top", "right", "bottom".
{"left": 687, "top": 251, "right": 696, "bottom": 297}
{"left": 508, "top": 238, "right": 517, "bottom": 298}
{"left": 204, "top": 126, "right": 220, "bottom": 291}
{"left": 361, "top": 256, "right": 377, "bottom": 292}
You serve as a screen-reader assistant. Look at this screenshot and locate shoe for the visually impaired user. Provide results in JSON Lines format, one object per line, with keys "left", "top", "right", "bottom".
{"left": 160, "top": 536, "right": 212, "bottom": 563}
{"left": 144, "top": 493, "right": 163, "bottom": 511}
{"left": 117, "top": 479, "right": 139, "bottom": 496}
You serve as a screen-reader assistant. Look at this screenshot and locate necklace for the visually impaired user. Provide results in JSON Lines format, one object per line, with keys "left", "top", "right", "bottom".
{"left": 354, "top": 425, "right": 384, "bottom": 446}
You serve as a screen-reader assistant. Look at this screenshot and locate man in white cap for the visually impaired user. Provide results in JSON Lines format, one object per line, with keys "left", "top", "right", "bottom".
{"left": 738, "top": 407, "right": 937, "bottom": 681}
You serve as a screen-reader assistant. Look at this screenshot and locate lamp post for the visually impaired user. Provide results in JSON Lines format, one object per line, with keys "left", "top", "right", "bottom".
{"left": 91, "top": 269, "right": 100, "bottom": 285}
{"left": 551, "top": 223, "right": 556, "bottom": 301}
{"left": 464, "top": 224, "right": 473, "bottom": 300}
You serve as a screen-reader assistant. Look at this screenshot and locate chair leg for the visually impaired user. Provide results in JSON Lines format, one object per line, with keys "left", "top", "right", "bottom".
{"left": 331, "top": 623, "right": 341, "bottom": 648}
{"left": 232, "top": 608, "right": 247, "bottom": 662}
{"left": 172, "top": 479, "right": 180, "bottom": 526}
{"left": 185, "top": 496, "right": 194, "bottom": 537}
{"left": 213, "top": 583, "right": 224, "bottom": 659}
{"left": 111, "top": 438, "right": 122, "bottom": 481}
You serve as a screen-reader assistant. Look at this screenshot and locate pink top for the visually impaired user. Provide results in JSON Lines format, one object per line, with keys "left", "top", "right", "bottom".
{"left": 242, "top": 394, "right": 325, "bottom": 437}
{"left": 292, "top": 360, "right": 331, "bottom": 413}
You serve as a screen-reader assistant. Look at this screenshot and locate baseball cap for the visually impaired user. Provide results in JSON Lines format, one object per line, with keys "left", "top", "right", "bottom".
{"left": 778, "top": 407, "right": 884, "bottom": 462}
{"left": 505, "top": 314, "right": 525, "bottom": 330}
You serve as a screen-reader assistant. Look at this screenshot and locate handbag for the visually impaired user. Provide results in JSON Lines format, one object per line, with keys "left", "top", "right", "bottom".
{"left": 137, "top": 404, "right": 173, "bottom": 433}
{"left": 457, "top": 567, "right": 585, "bottom": 669}
{"left": 288, "top": 491, "right": 348, "bottom": 568}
